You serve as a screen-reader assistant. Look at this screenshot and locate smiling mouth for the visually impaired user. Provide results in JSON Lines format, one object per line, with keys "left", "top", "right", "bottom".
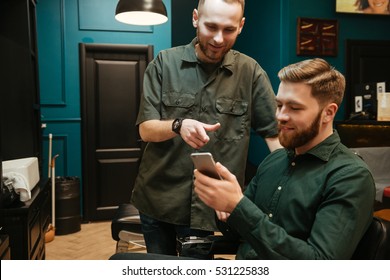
{"left": 278, "top": 125, "right": 294, "bottom": 132}
{"left": 209, "top": 43, "right": 224, "bottom": 51}
{"left": 373, "top": 1, "right": 385, "bottom": 7}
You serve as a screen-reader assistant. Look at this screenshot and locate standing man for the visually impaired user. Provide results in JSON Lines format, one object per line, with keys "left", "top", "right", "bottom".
{"left": 194, "top": 58, "right": 376, "bottom": 259}
{"left": 131, "top": 0, "right": 281, "bottom": 257}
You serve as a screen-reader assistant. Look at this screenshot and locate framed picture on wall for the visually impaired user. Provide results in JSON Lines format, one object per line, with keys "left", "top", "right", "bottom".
{"left": 336, "top": 0, "right": 390, "bottom": 15}
{"left": 296, "top": 17, "right": 338, "bottom": 56}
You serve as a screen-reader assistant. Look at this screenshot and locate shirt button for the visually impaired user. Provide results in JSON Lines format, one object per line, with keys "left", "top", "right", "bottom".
{"left": 269, "top": 213, "right": 273, "bottom": 218}
{"left": 278, "top": 186, "right": 282, "bottom": 191}
{"left": 291, "top": 162, "right": 296, "bottom": 166}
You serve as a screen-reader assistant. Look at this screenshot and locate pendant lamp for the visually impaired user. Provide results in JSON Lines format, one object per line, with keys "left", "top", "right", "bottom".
{"left": 115, "top": 0, "right": 168, "bottom": 26}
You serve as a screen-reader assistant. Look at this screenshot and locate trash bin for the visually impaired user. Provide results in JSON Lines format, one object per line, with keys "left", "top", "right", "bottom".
{"left": 54, "top": 176, "right": 81, "bottom": 235}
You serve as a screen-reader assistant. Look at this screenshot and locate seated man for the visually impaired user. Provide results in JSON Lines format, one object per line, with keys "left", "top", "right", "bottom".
{"left": 194, "top": 58, "right": 376, "bottom": 259}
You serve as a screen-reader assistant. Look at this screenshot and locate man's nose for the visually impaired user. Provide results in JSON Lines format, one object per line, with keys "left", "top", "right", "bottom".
{"left": 213, "top": 31, "right": 223, "bottom": 44}
{"left": 276, "top": 109, "right": 289, "bottom": 121}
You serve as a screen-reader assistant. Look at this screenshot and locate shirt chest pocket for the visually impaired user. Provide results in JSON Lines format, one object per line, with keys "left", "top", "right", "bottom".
{"left": 161, "top": 92, "right": 196, "bottom": 119}
{"left": 215, "top": 98, "right": 249, "bottom": 141}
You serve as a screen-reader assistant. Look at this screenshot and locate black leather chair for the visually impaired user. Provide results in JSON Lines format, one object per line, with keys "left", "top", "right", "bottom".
{"left": 351, "top": 216, "right": 390, "bottom": 259}
{"left": 111, "top": 203, "right": 144, "bottom": 253}
{"left": 111, "top": 204, "right": 390, "bottom": 259}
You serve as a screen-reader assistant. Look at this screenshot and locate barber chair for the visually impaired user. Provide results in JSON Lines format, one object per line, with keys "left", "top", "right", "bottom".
{"left": 110, "top": 203, "right": 237, "bottom": 258}
{"left": 111, "top": 203, "right": 390, "bottom": 259}
{"left": 111, "top": 203, "right": 144, "bottom": 253}
{"left": 352, "top": 216, "right": 390, "bottom": 259}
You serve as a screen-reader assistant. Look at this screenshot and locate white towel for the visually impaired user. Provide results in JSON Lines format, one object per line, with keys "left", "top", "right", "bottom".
{"left": 3, "top": 172, "right": 31, "bottom": 202}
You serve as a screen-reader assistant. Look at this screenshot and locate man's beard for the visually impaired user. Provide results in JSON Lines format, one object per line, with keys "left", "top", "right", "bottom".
{"left": 196, "top": 30, "right": 230, "bottom": 63}
{"left": 278, "top": 110, "right": 322, "bottom": 150}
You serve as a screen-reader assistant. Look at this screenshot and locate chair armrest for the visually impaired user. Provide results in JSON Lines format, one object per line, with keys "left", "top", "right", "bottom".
{"left": 207, "top": 235, "right": 240, "bottom": 255}
{"left": 176, "top": 235, "right": 240, "bottom": 257}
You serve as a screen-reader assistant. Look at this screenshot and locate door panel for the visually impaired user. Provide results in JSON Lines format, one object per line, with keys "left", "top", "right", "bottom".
{"left": 79, "top": 43, "right": 153, "bottom": 221}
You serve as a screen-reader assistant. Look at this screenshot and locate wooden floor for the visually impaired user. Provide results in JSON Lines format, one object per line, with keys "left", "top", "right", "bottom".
{"left": 44, "top": 221, "right": 234, "bottom": 260}
{"left": 45, "top": 221, "right": 146, "bottom": 260}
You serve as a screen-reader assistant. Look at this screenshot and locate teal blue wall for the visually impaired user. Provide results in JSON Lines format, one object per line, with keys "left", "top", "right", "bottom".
{"left": 37, "top": 0, "right": 171, "bottom": 184}
{"left": 235, "top": 0, "right": 390, "bottom": 165}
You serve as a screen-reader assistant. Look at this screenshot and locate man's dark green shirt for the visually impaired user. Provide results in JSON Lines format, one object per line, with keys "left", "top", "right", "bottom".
{"left": 229, "top": 132, "right": 376, "bottom": 259}
{"left": 131, "top": 39, "right": 278, "bottom": 231}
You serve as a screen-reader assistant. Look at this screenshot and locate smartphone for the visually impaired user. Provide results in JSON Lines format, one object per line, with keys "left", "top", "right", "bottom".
{"left": 190, "top": 152, "right": 222, "bottom": 179}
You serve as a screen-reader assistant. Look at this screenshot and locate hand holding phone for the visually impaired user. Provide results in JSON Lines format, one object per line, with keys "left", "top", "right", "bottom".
{"left": 191, "top": 152, "right": 222, "bottom": 179}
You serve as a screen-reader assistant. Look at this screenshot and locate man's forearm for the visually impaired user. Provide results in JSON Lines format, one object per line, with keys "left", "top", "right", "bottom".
{"left": 139, "top": 119, "right": 176, "bottom": 142}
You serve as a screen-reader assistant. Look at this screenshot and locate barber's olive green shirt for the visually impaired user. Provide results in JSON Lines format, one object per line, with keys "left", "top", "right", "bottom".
{"left": 131, "top": 38, "right": 278, "bottom": 231}
{"left": 229, "top": 132, "right": 376, "bottom": 259}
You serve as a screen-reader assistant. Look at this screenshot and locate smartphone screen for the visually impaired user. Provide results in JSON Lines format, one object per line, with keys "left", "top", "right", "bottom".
{"left": 190, "top": 152, "right": 222, "bottom": 179}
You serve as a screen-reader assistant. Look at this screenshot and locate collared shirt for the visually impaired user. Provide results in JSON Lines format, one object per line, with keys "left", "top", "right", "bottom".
{"left": 229, "top": 131, "right": 376, "bottom": 259}
{"left": 131, "top": 38, "right": 278, "bottom": 230}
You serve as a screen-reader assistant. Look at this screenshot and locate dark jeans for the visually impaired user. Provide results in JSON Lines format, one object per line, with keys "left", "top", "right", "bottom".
{"left": 140, "top": 213, "right": 213, "bottom": 259}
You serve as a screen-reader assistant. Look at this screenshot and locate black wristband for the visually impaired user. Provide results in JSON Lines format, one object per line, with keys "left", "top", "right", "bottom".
{"left": 172, "top": 118, "right": 184, "bottom": 134}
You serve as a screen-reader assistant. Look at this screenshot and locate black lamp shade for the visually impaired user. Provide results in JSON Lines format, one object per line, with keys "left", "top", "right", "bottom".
{"left": 115, "top": 0, "right": 168, "bottom": 26}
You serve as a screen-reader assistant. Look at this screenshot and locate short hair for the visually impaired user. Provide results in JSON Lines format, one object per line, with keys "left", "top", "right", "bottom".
{"left": 355, "top": 0, "right": 369, "bottom": 10}
{"left": 198, "top": 0, "right": 245, "bottom": 17}
{"left": 277, "top": 58, "right": 345, "bottom": 107}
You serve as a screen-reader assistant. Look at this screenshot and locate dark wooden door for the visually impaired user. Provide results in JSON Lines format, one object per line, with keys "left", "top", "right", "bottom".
{"left": 79, "top": 43, "right": 153, "bottom": 221}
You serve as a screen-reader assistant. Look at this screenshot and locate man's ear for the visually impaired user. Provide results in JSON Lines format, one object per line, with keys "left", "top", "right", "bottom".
{"left": 323, "top": 103, "right": 338, "bottom": 123}
{"left": 238, "top": 17, "right": 245, "bottom": 34}
{"left": 192, "top": 9, "right": 199, "bottom": 28}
